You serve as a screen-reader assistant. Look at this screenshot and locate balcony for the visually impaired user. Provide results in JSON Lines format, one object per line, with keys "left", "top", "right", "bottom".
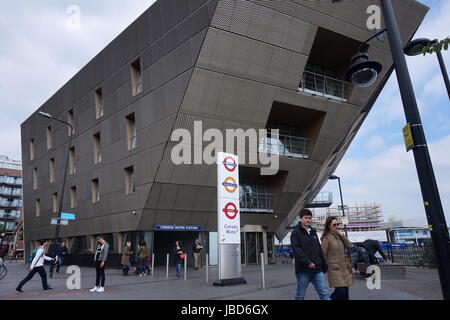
{"left": 259, "top": 135, "right": 309, "bottom": 159}
{"left": 0, "top": 176, "right": 22, "bottom": 186}
{"left": 305, "top": 191, "right": 333, "bottom": 208}
{"left": 240, "top": 189, "right": 274, "bottom": 214}
{"left": 299, "top": 70, "right": 351, "bottom": 103}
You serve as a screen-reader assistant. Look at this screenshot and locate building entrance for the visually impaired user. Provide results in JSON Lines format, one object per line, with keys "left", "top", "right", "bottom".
{"left": 241, "top": 232, "right": 263, "bottom": 265}
{"left": 153, "top": 231, "right": 199, "bottom": 267}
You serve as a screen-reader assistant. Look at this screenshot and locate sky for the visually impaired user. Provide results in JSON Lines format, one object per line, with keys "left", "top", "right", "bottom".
{"left": 0, "top": 0, "right": 449, "bottom": 224}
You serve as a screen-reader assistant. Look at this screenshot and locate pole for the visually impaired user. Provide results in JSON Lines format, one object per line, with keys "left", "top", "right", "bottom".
{"left": 151, "top": 253, "right": 154, "bottom": 277}
{"left": 206, "top": 253, "right": 209, "bottom": 283}
{"left": 184, "top": 255, "right": 187, "bottom": 280}
{"left": 261, "top": 253, "right": 266, "bottom": 290}
{"left": 337, "top": 177, "right": 348, "bottom": 237}
{"left": 436, "top": 50, "right": 450, "bottom": 100}
{"left": 381, "top": 0, "right": 450, "bottom": 300}
{"left": 50, "top": 121, "right": 73, "bottom": 278}
{"left": 166, "top": 253, "right": 169, "bottom": 278}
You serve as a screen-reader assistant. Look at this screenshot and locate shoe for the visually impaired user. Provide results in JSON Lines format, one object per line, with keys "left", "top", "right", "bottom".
{"left": 90, "top": 287, "right": 100, "bottom": 292}
{"left": 97, "top": 287, "right": 105, "bottom": 293}
{"left": 44, "top": 287, "right": 54, "bottom": 291}
{"left": 15, "top": 289, "right": 23, "bottom": 294}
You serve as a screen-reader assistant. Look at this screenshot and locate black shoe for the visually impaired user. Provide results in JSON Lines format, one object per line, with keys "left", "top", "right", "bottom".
{"left": 15, "top": 289, "right": 23, "bottom": 294}
{"left": 44, "top": 287, "right": 54, "bottom": 291}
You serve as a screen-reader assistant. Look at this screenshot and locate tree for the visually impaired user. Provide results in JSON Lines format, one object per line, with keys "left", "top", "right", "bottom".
{"left": 423, "top": 37, "right": 450, "bottom": 55}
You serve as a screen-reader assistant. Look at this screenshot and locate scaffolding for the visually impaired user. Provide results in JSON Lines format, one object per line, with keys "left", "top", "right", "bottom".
{"left": 310, "top": 203, "right": 384, "bottom": 232}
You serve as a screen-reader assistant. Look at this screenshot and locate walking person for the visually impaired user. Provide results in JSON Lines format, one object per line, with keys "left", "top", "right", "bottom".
{"left": 290, "top": 209, "right": 330, "bottom": 300}
{"left": 174, "top": 241, "right": 184, "bottom": 278}
{"left": 55, "top": 241, "right": 68, "bottom": 274}
{"left": 137, "top": 242, "right": 148, "bottom": 276}
{"left": 89, "top": 235, "right": 109, "bottom": 293}
{"left": 192, "top": 239, "right": 203, "bottom": 270}
{"left": 15, "top": 240, "right": 54, "bottom": 293}
{"left": 121, "top": 241, "right": 133, "bottom": 276}
{"left": 321, "top": 217, "right": 354, "bottom": 300}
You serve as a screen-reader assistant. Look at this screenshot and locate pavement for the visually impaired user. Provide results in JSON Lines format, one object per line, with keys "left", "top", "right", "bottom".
{"left": 0, "top": 260, "right": 444, "bottom": 300}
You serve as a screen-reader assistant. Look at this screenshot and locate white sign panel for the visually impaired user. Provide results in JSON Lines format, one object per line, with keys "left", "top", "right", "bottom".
{"left": 217, "top": 152, "right": 240, "bottom": 244}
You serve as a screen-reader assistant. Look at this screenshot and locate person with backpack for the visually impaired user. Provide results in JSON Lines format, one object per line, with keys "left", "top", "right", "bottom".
{"left": 290, "top": 209, "right": 330, "bottom": 300}
{"left": 174, "top": 240, "right": 184, "bottom": 278}
{"left": 16, "top": 240, "right": 55, "bottom": 293}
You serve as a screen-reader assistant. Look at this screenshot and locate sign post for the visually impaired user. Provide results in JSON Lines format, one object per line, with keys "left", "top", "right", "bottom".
{"left": 213, "top": 152, "right": 247, "bottom": 286}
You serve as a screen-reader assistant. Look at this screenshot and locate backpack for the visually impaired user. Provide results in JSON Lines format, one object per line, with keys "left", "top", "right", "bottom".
{"left": 29, "top": 248, "right": 38, "bottom": 262}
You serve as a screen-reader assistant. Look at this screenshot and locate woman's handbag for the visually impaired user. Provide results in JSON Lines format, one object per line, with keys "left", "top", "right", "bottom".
{"left": 180, "top": 253, "right": 185, "bottom": 260}
{"left": 345, "top": 255, "right": 355, "bottom": 282}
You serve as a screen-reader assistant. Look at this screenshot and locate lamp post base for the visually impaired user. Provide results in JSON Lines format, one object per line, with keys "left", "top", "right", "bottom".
{"left": 213, "top": 278, "right": 247, "bottom": 287}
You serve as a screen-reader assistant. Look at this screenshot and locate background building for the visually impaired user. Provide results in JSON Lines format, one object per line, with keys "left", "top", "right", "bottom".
{"left": 21, "top": 0, "right": 427, "bottom": 266}
{"left": 0, "top": 155, "right": 23, "bottom": 257}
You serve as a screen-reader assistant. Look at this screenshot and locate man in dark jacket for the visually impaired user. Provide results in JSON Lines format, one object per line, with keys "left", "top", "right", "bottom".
{"left": 354, "top": 239, "right": 389, "bottom": 271}
{"left": 291, "top": 208, "right": 330, "bottom": 300}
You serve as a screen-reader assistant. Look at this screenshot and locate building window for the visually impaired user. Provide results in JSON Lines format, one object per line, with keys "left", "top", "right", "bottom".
{"left": 239, "top": 179, "right": 273, "bottom": 213}
{"left": 95, "top": 88, "right": 104, "bottom": 119}
{"left": 70, "top": 186, "right": 77, "bottom": 209}
{"left": 262, "top": 123, "right": 309, "bottom": 159}
{"left": 91, "top": 178, "right": 100, "bottom": 203}
{"left": 52, "top": 193, "right": 58, "bottom": 213}
{"left": 69, "top": 147, "right": 76, "bottom": 175}
{"left": 126, "top": 113, "right": 137, "bottom": 150}
{"left": 33, "top": 168, "right": 38, "bottom": 190}
{"left": 131, "top": 59, "right": 143, "bottom": 96}
{"left": 125, "top": 166, "right": 136, "bottom": 195}
{"left": 49, "top": 158, "right": 56, "bottom": 183}
{"left": 93, "top": 132, "right": 102, "bottom": 164}
{"left": 35, "top": 199, "right": 41, "bottom": 217}
{"left": 68, "top": 109, "right": 75, "bottom": 136}
{"left": 30, "top": 139, "right": 35, "bottom": 161}
{"left": 47, "top": 126, "right": 53, "bottom": 150}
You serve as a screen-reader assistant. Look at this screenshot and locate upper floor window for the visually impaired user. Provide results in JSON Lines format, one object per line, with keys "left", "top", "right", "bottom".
{"left": 52, "top": 192, "right": 58, "bottom": 213}
{"left": 93, "top": 132, "right": 102, "bottom": 164}
{"left": 47, "top": 126, "right": 53, "bottom": 150}
{"left": 125, "top": 166, "right": 136, "bottom": 195}
{"left": 126, "top": 113, "right": 137, "bottom": 150}
{"left": 33, "top": 167, "right": 38, "bottom": 190}
{"left": 131, "top": 59, "right": 143, "bottom": 96}
{"left": 30, "top": 139, "right": 35, "bottom": 161}
{"left": 91, "top": 178, "right": 100, "bottom": 203}
{"left": 95, "top": 88, "right": 104, "bottom": 119}
{"left": 35, "top": 199, "right": 41, "bottom": 217}
{"left": 49, "top": 158, "right": 56, "bottom": 183}
{"left": 69, "top": 147, "right": 76, "bottom": 175}
{"left": 68, "top": 109, "right": 75, "bottom": 136}
{"left": 70, "top": 186, "right": 77, "bottom": 209}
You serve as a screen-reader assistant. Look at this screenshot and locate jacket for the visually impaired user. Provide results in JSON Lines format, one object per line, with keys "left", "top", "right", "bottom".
{"left": 94, "top": 242, "right": 109, "bottom": 262}
{"left": 138, "top": 246, "right": 148, "bottom": 259}
{"left": 359, "top": 240, "right": 387, "bottom": 260}
{"left": 121, "top": 246, "right": 133, "bottom": 265}
{"left": 321, "top": 231, "right": 354, "bottom": 288}
{"left": 290, "top": 225, "right": 328, "bottom": 273}
{"left": 192, "top": 242, "right": 202, "bottom": 253}
{"left": 30, "top": 247, "right": 53, "bottom": 269}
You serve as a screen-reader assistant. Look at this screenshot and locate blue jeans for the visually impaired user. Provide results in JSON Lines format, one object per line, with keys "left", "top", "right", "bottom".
{"left": 294, "top": 272, "right": 331, "bottom": 300}
{"left": 176, "top": 263, "right": 182, "bottom": 277}
{"left": 138, "top": 258, "right": 146, "bottom": 274}
{"left": 56, "top": 256, "right": 64, "bottom": 272}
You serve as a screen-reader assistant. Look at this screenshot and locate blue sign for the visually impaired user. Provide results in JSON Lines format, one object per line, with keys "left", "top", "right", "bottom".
{"left": 60, "top": 212, "right": 76, "bottom": 220}
{"left": 155, "top": 225, "right": 203, "bottom": 231}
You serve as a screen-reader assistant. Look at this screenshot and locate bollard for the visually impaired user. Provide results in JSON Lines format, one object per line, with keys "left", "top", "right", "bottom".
{"left": 166, "top": 253, "right": 169, "bottom": 278}
{"left": 151, "top": 253, "right": 154, "bottom": 277}
{"left": 206, "top": 253, "right": 209, "bottom": 283}
{"left": 261, "top": 252, "right": 266, "bottom": 290}
{"left": 184, "top": 255, "right": 187, "bottom": 280}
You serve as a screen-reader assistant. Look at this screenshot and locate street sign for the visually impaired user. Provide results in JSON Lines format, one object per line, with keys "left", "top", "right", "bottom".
{"left": 51, "top": 219, "right": 59, "bottom": 225}
{"left": 403, "top": 123, "right": 415, "bottom": 152}
{"left": 61, "top": 212, "right": 76, "bottom": 220}
{"left": 60, "top": 219, "right": 69, "bottom": 226}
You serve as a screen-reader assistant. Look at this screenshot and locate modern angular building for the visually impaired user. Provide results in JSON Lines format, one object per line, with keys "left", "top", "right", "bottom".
{"left": 21, "top": 0, "right": 427, "bottom": 266}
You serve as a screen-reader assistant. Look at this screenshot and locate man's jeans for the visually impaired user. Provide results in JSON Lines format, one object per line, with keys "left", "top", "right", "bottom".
{"left": 138, "top": 258, "right": 146, "bottom": 274}
{"left": 56, "top": 256, "right": 64, "bottom": 272}
{"left": 294, "top": 272, "right": 331, "bottom": 300}
{"left": 354, "top": 247, "right": 371, "bottom": 269}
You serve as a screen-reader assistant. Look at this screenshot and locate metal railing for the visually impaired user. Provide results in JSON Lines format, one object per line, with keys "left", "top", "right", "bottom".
{"left": 309, "top": 191, "right": 333, "bottom": 205}
{"left": 240, "top": 192, "right": 275, "bottom": 213}
{"left": 299, "top": 70, "right": 351, "bottom": 102}
{"left": 381, "top": 244, "right": 437, "bottom": 268}
{"left": 259, "top": 135, "right": 309, "bottom": 159}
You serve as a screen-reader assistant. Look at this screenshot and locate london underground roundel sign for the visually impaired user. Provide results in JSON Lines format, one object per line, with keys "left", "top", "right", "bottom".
{"left": 222, "top": 177, "right": 238, "bottom": 193}
{"left": 223, "top": 156, "right": 237, "bottom": 172}
{"left": 222, "top": 202, "right": 238, "bottom": 220}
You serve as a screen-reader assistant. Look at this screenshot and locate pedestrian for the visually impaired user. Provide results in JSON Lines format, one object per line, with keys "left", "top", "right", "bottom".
{"left": 192, "top": 239, "right": 203, "bottom": 270}
{"left": 15, "top": 240, "right": 55, "bottom": 293}
{"left": 121, "top": 241, "right": 133, "bottom": 276}
{"left": 55, "top": 241, "right": 68, "bottom": 273}
{"left": 89, "top": 235, "right": 109, "bottom": 293}
{"left": 174, "top": 240, "right": 184, "bottom": 278}
{"left": 321, "top": 216, "right": 354, "bottom": 300}
{"left": 354, "top": 239, "right": 390, "bottom": 276}
{"left": 137, "top": 242, "right": 148, "bottom": 276}
{"left": 290, "top": 208, "right": 330, "bottom": 300}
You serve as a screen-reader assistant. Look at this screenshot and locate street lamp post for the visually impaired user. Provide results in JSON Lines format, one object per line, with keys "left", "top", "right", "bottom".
{"left": 329, "top": 175, "right": 348, "bottom": 237}
{"left": 344, "top": 0, "right": 450, "bottom": 299}
{"left": 404, "top": 38, "right": 450, "bottom": 100}
{"left": 38, "top": 111, "right": 74, "bottom": 278}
